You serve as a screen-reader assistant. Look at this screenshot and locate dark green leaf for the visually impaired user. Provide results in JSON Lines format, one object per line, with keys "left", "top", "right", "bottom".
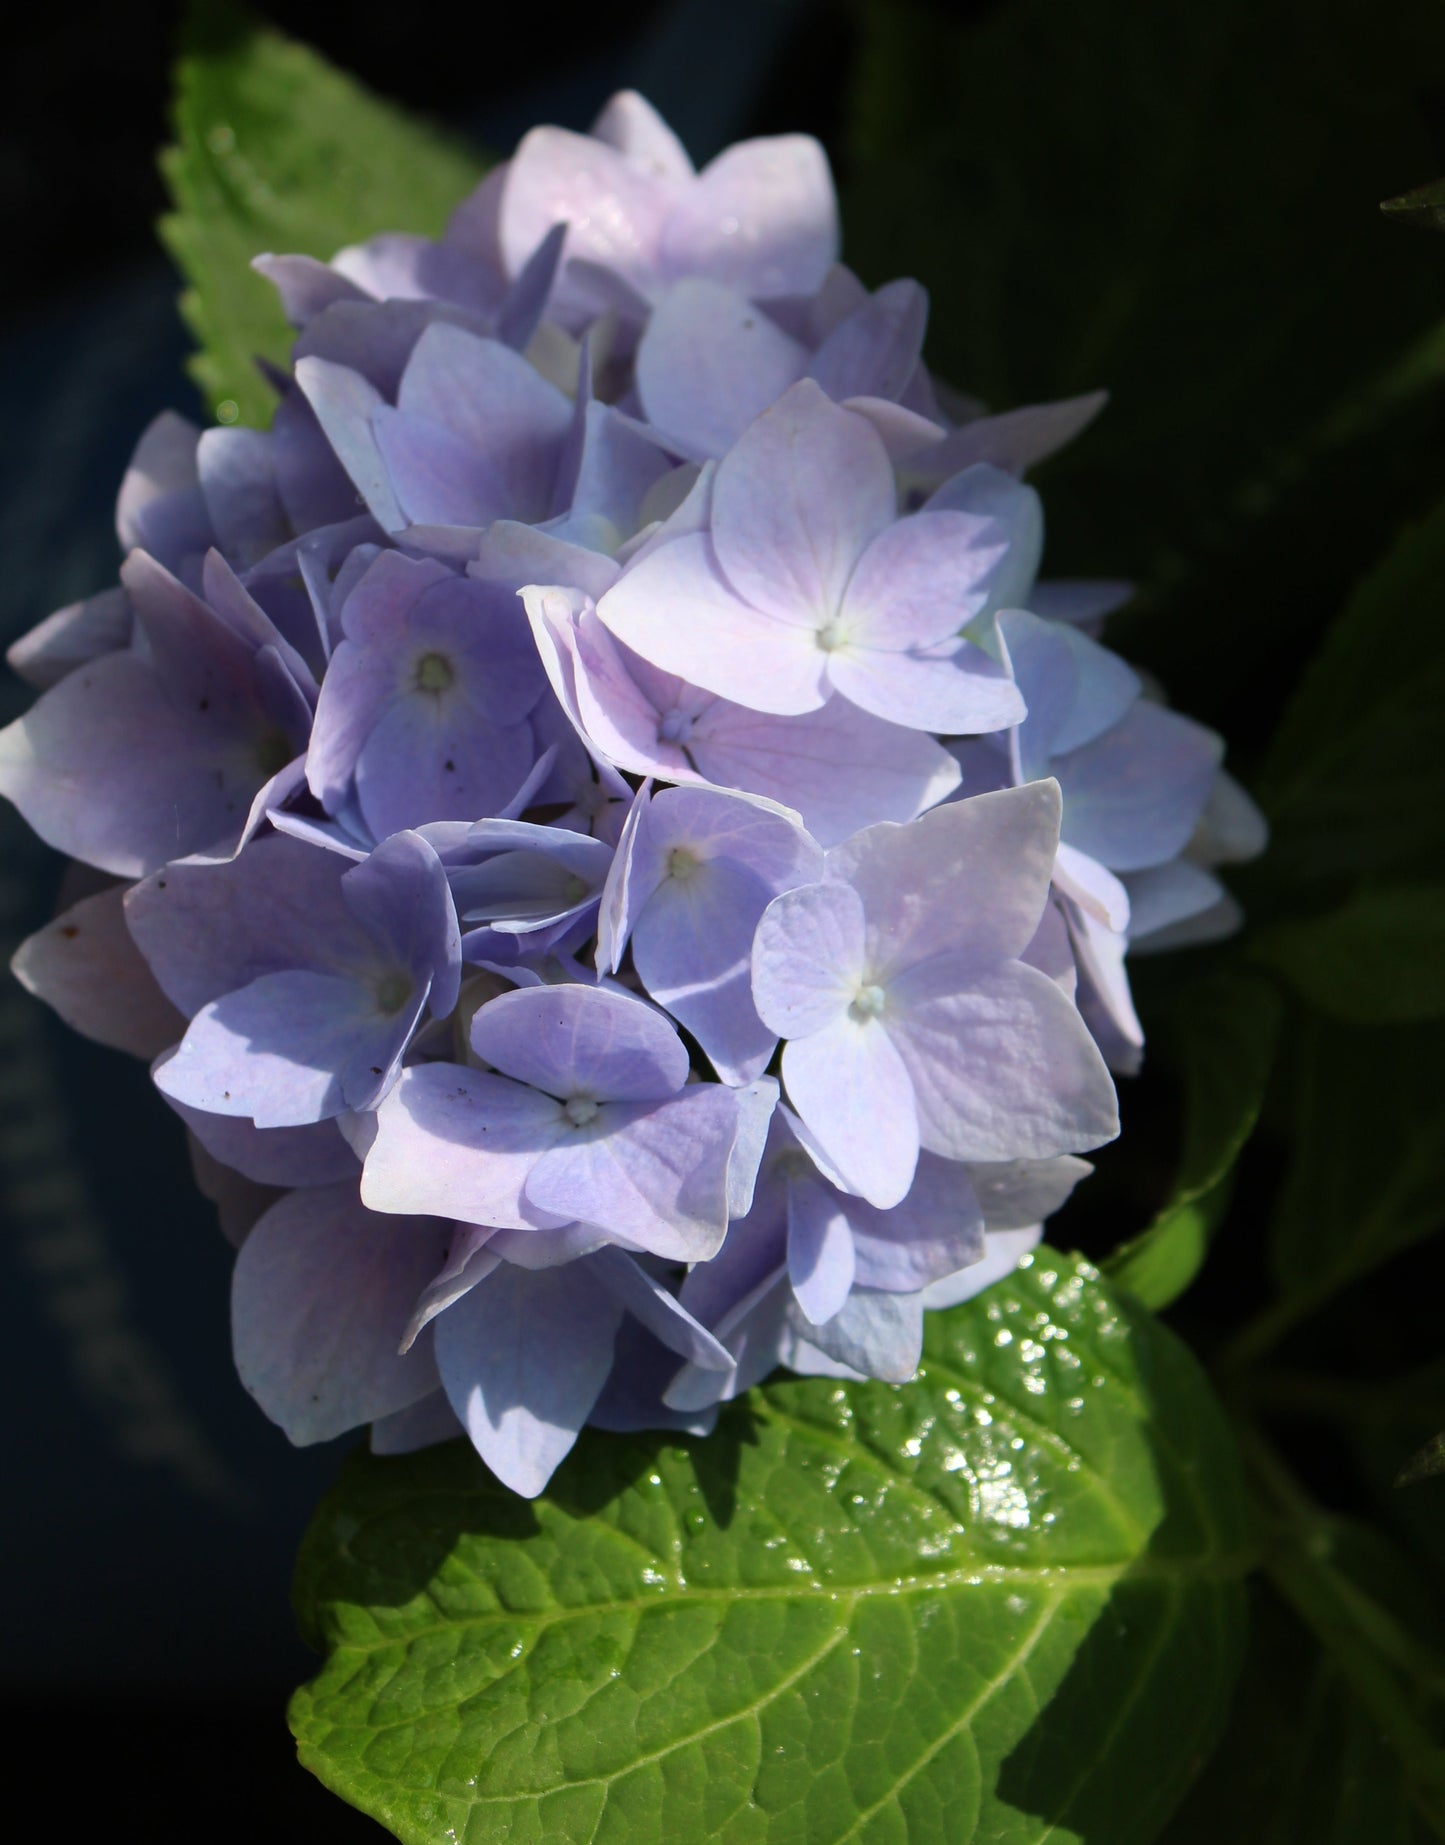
{"left": 161, "top": 4, "right": 483, "bottom": 425}
{"left": 843, "top": 0, "right": 1445, "bottom": 805}
{"left": 1383, "top": 177, "right": 1445, "bottom": 233}
{"left": 1167, "top": 1431, "right": 1445, "bottom": 1841}
{"left": 844, "top": 1, "right": 1445, "bottom": 645}
{"left": 1161, "top": 1579, "right": 1442, "bottom": 1844}
{"left": 1249, "top": 1439, "right": 1445, "bottom": 1836}
{"left": 290, "top": 1251, "right": 1249, "bottom": 1844}
{"left": 1256, "top": 499, "right": 1445, "bottom": 881}
{"left": 1106, "top": 973, "right": 1281, "bottom": 1309}
{"left": 1268, "top": 1016, "right": 1445, "bottom": 1308}
{"left": 1256, "top": 883, "right": 1445, "bottom": 1023}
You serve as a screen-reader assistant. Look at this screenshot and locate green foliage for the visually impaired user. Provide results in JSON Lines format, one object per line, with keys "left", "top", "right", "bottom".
{"left": 159, "top": 3, "right": 482, "bottom": 426}
{"left": 1257, "top": 498, "right": 1445, "bottom": 883}
{"left": 1268, "top": 1016, "right": 1445, "bottom": 1309}
{"left": 1257, "top": 883, "right": 1445, "bottom": 1023}
{"left": 1160, "top": 1574, "right": 1445, "bottom": 1844}
{"left": 1105, "top": 973, "right": 1281, "bottom": 1309}
{"left": 291, "top": 1253, "right": 1249, "bottom": 1844}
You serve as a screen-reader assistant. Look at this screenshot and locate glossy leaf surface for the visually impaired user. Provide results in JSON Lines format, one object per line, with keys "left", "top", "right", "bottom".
{"left": 291, "top": 1252, "right": 1249, "bottom": 1844}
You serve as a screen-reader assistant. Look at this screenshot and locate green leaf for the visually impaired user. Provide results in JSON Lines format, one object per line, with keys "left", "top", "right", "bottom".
{"left": 1105, "top": 973, "right": 1281, "bottom": 1309}
{"left": 1383, "top": 177, "right": 1445, "bottom": 234}
{"left": 1256, "top": 883, "right": 1445, "bottom": 1023}
{"left": 1168, "top": 1431, "right": 1445, "bottom": 1842}
{"left": 1256, "top": 498, "right": 1445, "bottom": 881}
{"left": 1253, "top": 1437, "right": 1445, "bottom": 1836}
{"left": 161, "top": 4, "right": 483, "bottom": 426}
{"left": 290, "top": 1251, "right": 1250, "bottom": 1844}
{"left": 1269, "top": 1016, "right": 1445, "bottom": 1306}
{"left": 1160, "top": 1580, "right": 1442, "bottom": 1844}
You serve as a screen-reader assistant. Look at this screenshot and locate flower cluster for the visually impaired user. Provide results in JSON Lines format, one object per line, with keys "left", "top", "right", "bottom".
{"left": 2, "top": 94, "right": 1263, "bottom": 1494}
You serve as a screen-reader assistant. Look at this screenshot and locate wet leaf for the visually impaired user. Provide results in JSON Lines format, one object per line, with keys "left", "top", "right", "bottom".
{"left": 290, "top": 1252, "right": 1249, "bottom": 1844}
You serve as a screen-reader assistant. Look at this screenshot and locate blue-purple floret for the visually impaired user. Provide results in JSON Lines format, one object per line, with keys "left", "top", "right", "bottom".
{"left": 1, "top": 91, "right": 1265, "bottom": 1496}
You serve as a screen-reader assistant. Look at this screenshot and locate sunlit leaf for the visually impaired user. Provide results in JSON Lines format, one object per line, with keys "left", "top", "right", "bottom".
{"left": 290, "top": 1252, "right": 1249, "bottom": 1844}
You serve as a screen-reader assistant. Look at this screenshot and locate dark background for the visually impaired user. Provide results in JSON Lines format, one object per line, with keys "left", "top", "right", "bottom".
{"left": 4, "top": 0, "right": 1445, "bottom": 1838}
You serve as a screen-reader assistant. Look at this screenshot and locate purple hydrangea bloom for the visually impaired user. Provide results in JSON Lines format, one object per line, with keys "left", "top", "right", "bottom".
{"left": 492, "top": 90, "right": 838, "bottom": 328}
{"left": 0, "top": 85, "right": 1265, "bottom": 1496}
{"left": 597, "top": 782, "right": 823, "bottom": 1082}
{"left": 526, "top": 583, "right": 961, "bottom": 844}
{"left": 305, "top": 548, "right": 545, "bottom": 836}
{"left": 950, "top": 606, "right": 1236, "bottom": 1071}
{"left": 129, "top": 829, "right": 460, "bottom": 1127}
{"left": 0, "top": 548, "right": 314, "bottom": 877}
{"left": 598, "top": 381, "right": 1024, "bottom": 733}
{"left": 752, "top": 783, "right": 1118, "bottom": 1207}
{"left": 362, "top": 982, "right": 740, "bottom": 1260}
{"left": 450, "top": 815, "right": 614, "bottom": 960}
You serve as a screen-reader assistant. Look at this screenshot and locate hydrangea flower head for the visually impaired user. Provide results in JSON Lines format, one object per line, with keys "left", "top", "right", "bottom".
{"left": 2, "top": 90, "right": 1263, "bottom": 1495}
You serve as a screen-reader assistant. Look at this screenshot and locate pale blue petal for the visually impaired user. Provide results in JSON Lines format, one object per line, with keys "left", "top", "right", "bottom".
{"left": 167, "top": 1085, "right": 358, "bottom": 1186}
{"left": 125, "top": 833, "right": 364, "bottom": 1014}
{"left": 786, "top": 1286, "right": 922, "bottom": 1383}
{"left": 632, "top": 857, "right": 780, "bottom": 1084}
{"left": 399, "top": 1225, "right": 500, "bottom": 1351}
{"left": 710, "top": 380, "right": 891, "bottom": 624}
{"left": 660, "top": 134, "right": 838, "bottom": 300}
{"left": 726, "top": 1076, "right": 779, "bottom": 1219}
{"left": 370, "top": 1390, "right": 466, "bottom": 1454}
{"left": 525, "top": 1084, "right": 738, "bottom": 1260}
{"left": 636, "top": 279, "right": 806, "bottom": 460}
{"left": 1058, "top": 701, "right": 1222, "bottom": 871}
{"left": 362, "top": 1062, "right": 566, "bottom": 1224}
{"left": 156, "top": 968, "right": 417, "bottom": 1126}
{"left": 232, "top": 1182, "right": 447, "bottom": 1444}
{"left": 807, "top": 279, "right": 927, "bottom": 405}
{"left": 925, "top": 464, "right": 1043, "bottom": 614}
{"left": 913, "top": 391, "right": 1106, "bottom": 482}
{"left": 599, "top": 532, "right": 829, "bottom": 715}
{"left": 471, "top": 982, "right": 689, "bottom": 1102}
{"left": 827, "top": 637, "right": 1023, "bottom": 735}
{"left": 828, "top": 782, "right": 1061, "bottom": 979}
{"left": 840, "top": 510, "right": 1007, "bottom": 650}
{"left": 844, "top": 1151, "right": 987, "bottom": 1293}
{"left": 13, "top": 884, "right": 185, "bottom": 1059}
{"left": 751, "top": 880, "right": 865, "bottom": 1038}
{"left": 921, "top": 1227, "right": 1042, "bottom": 1308}
{"left": 786, "top": 1175, "right": 855, "bottom": 1324}
{"left": 886, "top": 955, "right": 1119, "bottom": 1162}
{"left": 781, "top": 1013, "right": 918, "bottom": 1209}
{"left": 966, "top": 1156, "right": 1092, "bottom": 1231}
{"left": 1054, "top": 841, "right": 1131, "bottom": 932}
{"left": 690, "top": 695, "right": 961, "bottom": 848}
{"left": 434, "top": 1260, "right": 621, "bottom": 1497}
{"left": 1123, "top": 860, "right": 1224, "bottom": 942}
{"left": 294, "top": 356, "right": 406, "bottom": 531}
{"left": 590, "top": 1246, "right": 732, "bottom": 1368}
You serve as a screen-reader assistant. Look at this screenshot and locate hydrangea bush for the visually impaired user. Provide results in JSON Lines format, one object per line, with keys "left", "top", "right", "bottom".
{"left": 10, "top": 12, "right": 1445, "bottom": 1839}
{"left": 0, "top": 92, "right": 1262, "bottom": 1499}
